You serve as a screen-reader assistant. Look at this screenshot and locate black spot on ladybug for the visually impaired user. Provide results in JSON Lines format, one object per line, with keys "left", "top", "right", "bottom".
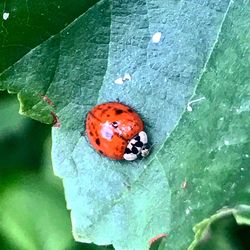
{"left": 132, "top": 146, "right": 139, "bottom": 154}
{"left": 101, "top": 108, "right": 108, "bottom": 115}
{"left": 128, "top": 108, "right": 133, "bottom": 113}
{"left": 122, "top": 141, "right": 126, "bottom": 145}
{"left": 125, "top": 148, "right": 132, "bottom": 154}
{"left": 90, "top": 131, "right": 93, "bottom": 136}
{"left": 134, "top": 135, "right": 140, "bottom": 141}
{"left": 99, "top": 150, "right": 103, "bottom": 154}
{"left": 107, "top": 105, "right": 111, "bottom": 109}
{"left": 112, "top": 121, "right": 118, "bottom": 128}
{"left": 107, "top": 114, "right": 110, "bottom": 117}
{"left": 96, "top": 138, "right": 100, "bottom": 145}
{"left": 115, "top": 109, "right": 123, "bottom": 115}
{"left": 134, "top": 141, "right": 143, "bottom": 147}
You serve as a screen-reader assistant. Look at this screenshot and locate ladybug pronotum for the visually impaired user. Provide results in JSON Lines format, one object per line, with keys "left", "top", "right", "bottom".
{"left": 85, "top": 102, "right": 149, "bottom": 161}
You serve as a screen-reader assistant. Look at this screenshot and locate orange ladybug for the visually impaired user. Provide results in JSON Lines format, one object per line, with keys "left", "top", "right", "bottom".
{"left": 85, "top": 102, "right": 149, "bottom": 161}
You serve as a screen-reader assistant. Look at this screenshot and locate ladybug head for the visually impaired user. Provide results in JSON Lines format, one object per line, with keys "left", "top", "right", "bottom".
{"left": 123, "top": 131, "right": 149, "bottom": 161}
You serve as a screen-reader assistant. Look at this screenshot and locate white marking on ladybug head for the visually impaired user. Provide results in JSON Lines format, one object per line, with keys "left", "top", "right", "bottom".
{"left": 123, "top": 152, "right": 138, "bottom": 161}
{"left": 138, "top": 131, "right": 148, "bottom": 144}
{"left": 129, "top": 138, "right": 137, "bottom": 145}
{"left": 123, "top": 131, "right": 149, "bottom": 161}
{"left": 127, "top": 142, "right": 133, "bottom": 150}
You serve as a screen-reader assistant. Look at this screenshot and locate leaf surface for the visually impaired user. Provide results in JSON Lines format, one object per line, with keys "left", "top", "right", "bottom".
{"left": 189, "top": 205, "right": 250, "bottom": 250}
{"left": 156, "top": 1, "right": 250, "bottom": 249}
{"left": 1, "top": 1, "right": 249, "bottom": 250}
{"left": 0, "top": 0, "right": 98, "bottom": 72}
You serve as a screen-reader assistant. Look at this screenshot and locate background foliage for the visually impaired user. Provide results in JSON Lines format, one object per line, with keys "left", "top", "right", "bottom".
{"left": 0, "top": 91, "right": 113, "bottom": 250}
{"left": 0, "top": 0, "right": 250, "bottom": 250}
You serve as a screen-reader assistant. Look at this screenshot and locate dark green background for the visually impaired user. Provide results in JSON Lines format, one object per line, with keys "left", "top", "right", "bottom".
{"left": 0, "top": 91, "right": 114, "bottom": 250}
{"left": 1, "top": 0, "right": 249, "bottom": 249}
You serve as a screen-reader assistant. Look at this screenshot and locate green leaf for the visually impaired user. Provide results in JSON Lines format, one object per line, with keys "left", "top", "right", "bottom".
{"left": 0, "top": 175, "right": 74, "bottom": 250}
{"left": 0, "top": 0, "right": 111, "bottom": 123}
{"left": 0, "top": 0, "right": 99, "bottom": 73}
{"left": 0, "top": 93, "right": 28, "bottom": 138}
{"left": 155, "top": 1, "right": 250, "bottom": 249}
{"left": 1, "top": 0, "right": 249, "bottom": 250}
{"left": 0, "top": 92, "right": 50, "bottom": 173}
{"left": 0, "top": 121, "right": 113, "bottom": 250}
{"left": 189, "top": 205, "right": 250, "bottom": 250}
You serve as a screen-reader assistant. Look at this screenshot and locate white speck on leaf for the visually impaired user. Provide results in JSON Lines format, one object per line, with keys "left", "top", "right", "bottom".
{"left": 185, "top": 207, "right": 192, "bottom": 215}
{"left": 123, "top": 73, "right": 131, "bottom": 81}
{"left": 114, "top": 73, "right": 132, "bottom": 85}
{"left": 152, "top": 32, "right": 162, "bottom": 43}
{"left": 187, "top": 105, "right": 192, "bottom": 112}
{"left": 187, "top": 97, "right": 206, "bottom": 112}
{"left": 240, "top": 168, "right": 244, "bottom": 171}
{"left": 245, "top": 154, "right": 249, "bottom": 158}
{"left": 224, "top": 140, "right": 229, "bottom": 145}
{"left": 181, "top": 179, "right": 187, "bottom": 189}
{"left": 3, "top": 12, "right": 9, "bottom": 20}
{"left": 115, "top": 77, "right": 124, "bottom": 85}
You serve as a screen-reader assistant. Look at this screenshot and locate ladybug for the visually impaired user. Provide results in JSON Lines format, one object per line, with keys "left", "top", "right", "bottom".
{"left": 85, "top": 102, "right": 149, "bottom": 161}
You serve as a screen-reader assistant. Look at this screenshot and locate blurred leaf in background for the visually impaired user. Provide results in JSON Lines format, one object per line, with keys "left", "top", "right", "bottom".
{"left": 0, "top": 0, "right": 98, "bottom": 72}
{"left": 1, "top": 0, "right": 250, "bottom": 249}
{"left": 0, "top": 92, "right": 49, "bottom": 176}
{"left": 0, "top": 92, "right": 113, "bottom": 250}
{"left": 190, "top": 206, "right": 250, "bottom": 250}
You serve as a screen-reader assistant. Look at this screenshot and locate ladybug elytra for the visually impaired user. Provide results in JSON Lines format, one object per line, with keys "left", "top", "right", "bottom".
{"left": 85, "top": 102, "right": 149, "bottom": 161}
